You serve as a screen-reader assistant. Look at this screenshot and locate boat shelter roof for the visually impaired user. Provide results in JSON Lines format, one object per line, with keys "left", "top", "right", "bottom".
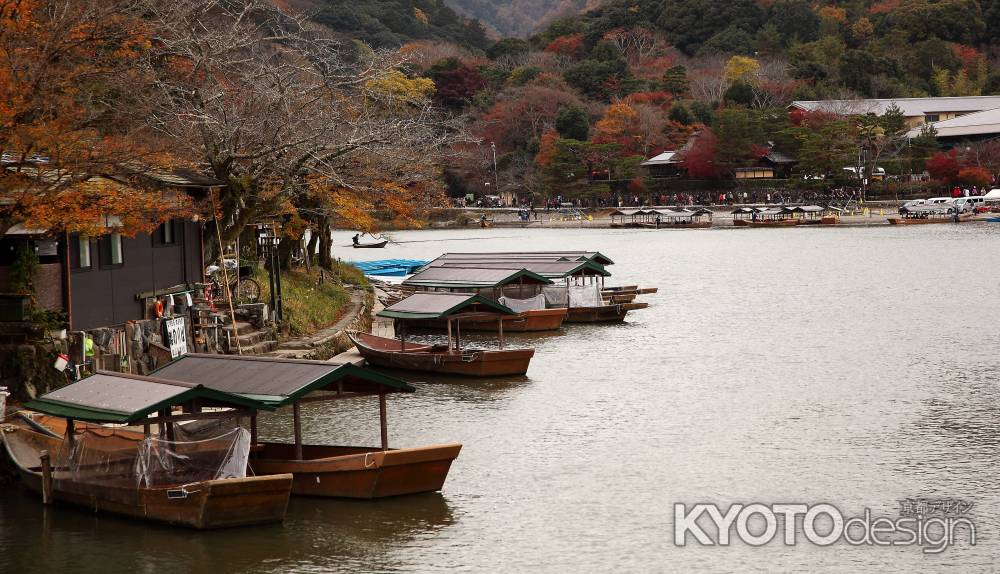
{"left": 900, "top": 204, "right": 954, "bottom": 214}
{"left": 378, "top": 292, "right": 516, "bottom": 320}
{"left": 731, "top": 207, "right": 762, "bottom": 214}
{"left": 24, "top": 371, "right": 270, "bottom": 423}
{"left": 402, "top": 266, "right": 552, "bottom": 290}
{"left": 435, "top": 251, "right": 614, "bottom": 266}
{"left": 433, "top": 259, "right": 611, "bottom": 279}
{"left": 792, "top": 205, "right": 826, "bottom": 213}
{"left": 152, "top": 354, "right": 415, "bottom": 407}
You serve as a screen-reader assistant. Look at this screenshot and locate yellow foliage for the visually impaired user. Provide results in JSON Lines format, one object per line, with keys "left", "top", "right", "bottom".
{"left": 724, "top": 56, "right": 759, "bottom": 85}
{"left": 413, "top": 7, "right": 429, "bottom": 26}
{"left": 366, "top": 70, "right": 435, "bottom": 103}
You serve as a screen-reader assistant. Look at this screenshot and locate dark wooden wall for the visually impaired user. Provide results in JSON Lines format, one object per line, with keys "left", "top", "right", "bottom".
{"left": 69, "top": 220, "right": 203, "bottom": 330}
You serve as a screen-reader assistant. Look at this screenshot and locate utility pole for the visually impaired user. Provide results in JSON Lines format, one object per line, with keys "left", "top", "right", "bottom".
{"left": 491, "top": 141, "right": 500, "bottom": 205}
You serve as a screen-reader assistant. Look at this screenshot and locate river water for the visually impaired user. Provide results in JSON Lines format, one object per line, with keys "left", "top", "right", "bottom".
{"left": 3, "top": 225, "right": 1000, "bottom": 572}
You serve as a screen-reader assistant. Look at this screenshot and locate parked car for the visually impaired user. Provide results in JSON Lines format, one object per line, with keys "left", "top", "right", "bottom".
{"left": 926, "top": 197, "right": 954, "bottom": 205}
{"left": 902, "top": 199, "right": 927, "bottom": 207}
{"left": 953, "top": 196, "right": 986, "bottom": 213}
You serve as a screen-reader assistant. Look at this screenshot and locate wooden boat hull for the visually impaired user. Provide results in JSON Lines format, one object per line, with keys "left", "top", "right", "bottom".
{"left": 2, "top": 426, "right": 292, "bottom": 529}
{"left": 564, "top": 305, "right": 628, "bottom": 323}
{"left": 639, "top": 222, "right": 712, "bottom": 229}
{"left": 603, "top": 293, "right": 636, "bottom": 304}
{"left": 737, "top": 219, "right": 801, "bottom": 227}
{"left": 353, "top": 240, "right": 388, "bottom": 248}
{"left": 887, "top": 217, "right": 960, "bottom": 225}
{"left": 820, "top": 216, "right": 839, "bottom": 225}
{"left": 250, "top": 442, "right": 462, "bottom": 499}
{"left": 349, "top": 332, "right": 534, "bottom": 376}
{"left": 410, "top": 308, "right": 567, "bottom": 333}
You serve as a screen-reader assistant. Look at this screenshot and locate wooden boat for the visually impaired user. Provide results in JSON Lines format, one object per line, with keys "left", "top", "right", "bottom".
{"left": 249, "top": 442, "right": 461, "bottom": 498}
{"left": 888, "top": 205, "right": 969, "bottom": 225}
{"left": 820, "top": 215, "right": 840, "bottom": 225}
{"left": 2, "top": 423, "right": 292, "bottom": 529}
{"left": 603, "top": 293, "right": 637, "bottom": 304}
{"left": 350, "top": 331, "right": 534, "bottom": 376}
{"left": 564, "top": 302, "right": 649, "bottom": 323}
{"left": 741, "top": 218, "right": 801, "bottom": 227}
{"left": 410, "top": 307, "right": 568, "bottom": 333}
{"left": 354, "top": 239, "right": 388, "bottom": 248}
{"left": 151, "top": 354, "right": 463, "bottom": 499}
{"left": 5, "top": 372, "right": 297, "bottom": 528}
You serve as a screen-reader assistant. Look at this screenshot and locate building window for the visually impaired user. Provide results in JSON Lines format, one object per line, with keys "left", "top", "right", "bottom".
{"left": 162, "top": 220, "right": 174, "bottom": 244}
{"left": 99, "top": 233, "right": 124, "bottom": 268}
{"left": 78, "top": 235, "right": 91, "bottom": 269}
{"left": 925, "top": 114, "right": 940, "bottom": 123}
{"left": 109, "top": 233, "right": 123, "bottom": 265}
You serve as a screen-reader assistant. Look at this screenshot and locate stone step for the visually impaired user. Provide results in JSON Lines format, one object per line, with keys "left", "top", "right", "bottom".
{"left": 236, "top": 339, "right": 279, "bottom": 356}
{"left": 222, "top": 321, "right": 256, "bottom": 336}
{"left": 229, "top": 329, "right": 273, "bottom": 347}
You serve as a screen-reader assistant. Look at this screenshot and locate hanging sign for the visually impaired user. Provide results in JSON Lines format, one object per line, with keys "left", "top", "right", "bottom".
{"left": 164, "top": 317, "right": 188, "bottom": 359}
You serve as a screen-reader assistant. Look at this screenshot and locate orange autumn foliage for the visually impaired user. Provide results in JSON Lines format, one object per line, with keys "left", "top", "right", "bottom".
{"left": 0, "top": 0, "right": 186, "bottom": 236}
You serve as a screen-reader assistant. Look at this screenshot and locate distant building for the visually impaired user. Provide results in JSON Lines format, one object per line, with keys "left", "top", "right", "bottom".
{"left": 789, "top": 96, "right": 1000, "bottom": 128}
{"left": 734, "top": 150, "right": 797, "bottom": 179}
{"left": 905, "top": 107, "right": 1000, "bottom": 144}
{"left": 640, "top": 151, "right": 682, "bottom": 178}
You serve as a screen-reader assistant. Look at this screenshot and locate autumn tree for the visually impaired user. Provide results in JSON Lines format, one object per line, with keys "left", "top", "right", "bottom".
{"left": 138, "top": 0, "right": 459, "bottom": 263}
{"left": 0, "top": 0, "right": 188, "bottom": 237}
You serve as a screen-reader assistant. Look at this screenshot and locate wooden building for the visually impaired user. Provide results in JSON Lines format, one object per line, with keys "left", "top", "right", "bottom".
{"left": 1, "top": 170, "right": 220, "bottom": 331}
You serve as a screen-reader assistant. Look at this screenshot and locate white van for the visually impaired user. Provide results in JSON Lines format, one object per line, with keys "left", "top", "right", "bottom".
{"left": 926, "top": 197, "right": 954, "bottom": 205}
{"left": 953, "top": 196, "right": 985, "bottom": 213}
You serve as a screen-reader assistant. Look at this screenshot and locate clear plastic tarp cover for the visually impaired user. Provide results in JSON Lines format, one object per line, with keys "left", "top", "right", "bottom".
{"left": 568, "top": 285, "right": 602, "bottom": 307}
{"left": 60, "top": 424, "right": 250, "bottom": 488}
{"left": 499, "top": 294, "right": 546, "bottom": 312}
{"left": 542, "top": 286, "right": 568, "bottom": 308}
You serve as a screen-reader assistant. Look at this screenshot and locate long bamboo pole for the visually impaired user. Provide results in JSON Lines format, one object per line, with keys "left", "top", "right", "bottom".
{"left": 210, "top": 190, "right": 242, "bottom": 355}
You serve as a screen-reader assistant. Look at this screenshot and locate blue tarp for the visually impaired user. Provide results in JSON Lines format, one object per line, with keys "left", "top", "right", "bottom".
{"left": 348, "top": 259, "right": 428, "bottom": 277}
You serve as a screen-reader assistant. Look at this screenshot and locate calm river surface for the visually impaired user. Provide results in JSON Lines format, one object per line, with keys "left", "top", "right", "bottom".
{"left": 3, "top": 224, "right": 1000, "bottom": 572}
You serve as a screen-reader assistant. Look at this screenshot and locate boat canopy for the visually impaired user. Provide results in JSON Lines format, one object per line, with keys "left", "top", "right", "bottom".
{"left": 434, "top": 259, "right": 611, "bottom": 279}
{"left": 378, "top": 292, "right": 517, "bottom": 320}
{"left": 402, "top": 266, "right": 552, "bottom": 290}
{"left": 731, "top": 207, "right": 762, "bottom": 214}
{"left": 791, "top": 205, "right": 826, "bottom": 213}
{"left": 900, "top": 204, "right": 954, "bottom": 214}
{"left": 24, "top": 371, "right": 270, "bottom": 423}
{"left": 152, "top": 354, "right": 415, "bottom": 407}
{"left": 434, "top": 251, "right": 614, "bottom": 266}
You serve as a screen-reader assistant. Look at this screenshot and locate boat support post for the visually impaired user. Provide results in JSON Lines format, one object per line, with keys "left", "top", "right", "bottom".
{"left": 40, "top": 450, "right": 52, "bottom": 504}
{"left": 250, "top": 413, "right": 258, "bottom": 446}
{"left": 497, "top": 315, "right": 504, "bottom": 350}
{"left": 379, "top": 390, "right": 388, "bottom": 451}
{"left": 65, "top": 418, "right": 75, "bottom": 450}
{"left": 293, "top": 401, "right": 303, "bottom": 460}
{"left": 447, "top": 318, "right": 453, "bottom": 350}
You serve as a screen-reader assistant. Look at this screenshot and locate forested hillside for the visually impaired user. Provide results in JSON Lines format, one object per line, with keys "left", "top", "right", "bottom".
{"left": 445, "top": 0, "right": 595, "bottom": 37}
{"left": 291, "top": 0, "right": 491, "bottom": 48}
{"left": 387, "top": 0, "right": 1000, "bottom": 202}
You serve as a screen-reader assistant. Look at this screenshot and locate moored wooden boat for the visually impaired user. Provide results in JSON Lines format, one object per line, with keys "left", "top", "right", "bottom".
{"left": 2, "top": 425, "right": 292, "bottom": 529}
{"left": 410, "top": 307, "right": 568, "bottom": 333}
{"left": 6, "top": 372, "right": 294, "bottom": 528}
{"left": 249, "top": 442, "right": 462, "bottom": 498}
{"left": 888, "top": 204, "right": 968, "bottom": 225}
{"left": 152, "top": 353, "right": 463, "bottom": 499}
{"left": 350, "top": 331, "right": 534, "bottom": 376}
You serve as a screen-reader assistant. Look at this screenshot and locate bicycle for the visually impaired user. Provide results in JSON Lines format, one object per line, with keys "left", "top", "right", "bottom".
{"left": 206, "top": 260, "right": 261, "bottom": 305}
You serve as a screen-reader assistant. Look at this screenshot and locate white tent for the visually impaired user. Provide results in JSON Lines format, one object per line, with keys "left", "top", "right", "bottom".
{"left": 984, "top": 189, "right": 1000, "bottom": 202}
